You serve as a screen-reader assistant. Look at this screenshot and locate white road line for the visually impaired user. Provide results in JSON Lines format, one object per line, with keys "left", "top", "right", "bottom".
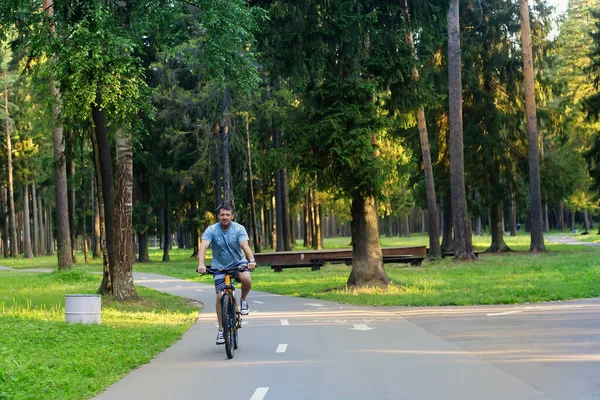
{"left": 177, "top": 285, "right": 183, "bottom": 288}
{"left": 250, "top": 387, "right": 269, "bottom": 400}
{"left": 253, "top": 300, "right": 264, "bottom": 304}
{"left": 195, "top": 289, "right": 203, "bottom": 292}
{"left": 304, "top": 303, "right": 324, "bottom": 307}
{"left": 487, "top": 311, "right": 522, "bottom": 317}
{"left": 276, "top": 344, "right": 288, "bottom": 353}
{"left": 351, "top": 324, "right": 374, "bottom": 331}
{"left": 280, "top": 319, "right": 289, "bottom": 326}
{"left": 141, "top": 277, "right": 148, "bottom": 280}
{"left": 158, "top": 281, "right": 165, "bottom": 284}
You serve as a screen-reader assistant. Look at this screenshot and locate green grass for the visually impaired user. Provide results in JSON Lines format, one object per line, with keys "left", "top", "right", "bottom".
{"left": 131, "top": 233, "right": 600, "bottom": 306}
{"left": 0, "top": 271, "right": 198, "bottom": 400}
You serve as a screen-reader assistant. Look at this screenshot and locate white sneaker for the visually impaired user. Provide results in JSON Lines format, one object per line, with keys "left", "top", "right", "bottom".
{"left": 216, "top": 330, "right": 225, "bottom": 345}
{"left": 240, "top": 300, "right": 249, "bottom": 315}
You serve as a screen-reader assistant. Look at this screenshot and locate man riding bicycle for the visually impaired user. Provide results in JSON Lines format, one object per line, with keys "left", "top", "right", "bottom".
{"left": 197, "top": 204, "right": 256, "bottom": 345}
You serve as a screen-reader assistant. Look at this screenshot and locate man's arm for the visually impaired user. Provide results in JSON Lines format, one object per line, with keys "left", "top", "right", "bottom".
{"left": 197, "top": 239, "right": 211, "bottom": 273}
{"left": 240, "top": 240, "right": 256, "bottom": 270}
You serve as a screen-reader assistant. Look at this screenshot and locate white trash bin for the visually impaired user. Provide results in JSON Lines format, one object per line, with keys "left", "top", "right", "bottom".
{"left": 65, "top": 294, "right": 101, "bottom": 324}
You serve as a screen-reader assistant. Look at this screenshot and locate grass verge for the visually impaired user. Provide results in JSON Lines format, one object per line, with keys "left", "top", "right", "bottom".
{"left": 0, "top": 271, "right": 198, "bottom": 400}
{"left": 132, "top": 233, "right": 600, "bottom": 306}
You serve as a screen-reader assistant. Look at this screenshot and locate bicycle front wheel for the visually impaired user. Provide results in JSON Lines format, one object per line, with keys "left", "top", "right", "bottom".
{"left": 221, "top": 294, "right": 235, "bottom": 359}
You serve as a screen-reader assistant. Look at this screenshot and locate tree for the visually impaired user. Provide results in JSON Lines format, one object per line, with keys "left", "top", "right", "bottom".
{"left": 42, "top": 0, "right": 73, "bottom": 269}
{"left": 447, "top": 0, "right": 476, "bottom": 260}
{"left": 520, "top": 0, "right": 546, "bottom": 251}
{"left": 0, "top": 53, "right": 18, "bottom": 259}
{"left": 401, "top": 0, "right": 440, "bottom": 259}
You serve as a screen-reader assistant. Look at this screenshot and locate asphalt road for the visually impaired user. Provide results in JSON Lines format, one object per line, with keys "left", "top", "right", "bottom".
{"left": 92, "top": 272, "right": 600, "bottom": 400}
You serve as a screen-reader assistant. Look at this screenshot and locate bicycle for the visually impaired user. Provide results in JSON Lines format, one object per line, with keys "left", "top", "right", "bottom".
{"left": 202, "top": 261, "right": 247, "bottom": 359}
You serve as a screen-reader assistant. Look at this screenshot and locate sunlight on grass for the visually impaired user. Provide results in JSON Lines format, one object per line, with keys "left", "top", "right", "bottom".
{"left": 0, "top": 270, "right": 199, "bottom": 400}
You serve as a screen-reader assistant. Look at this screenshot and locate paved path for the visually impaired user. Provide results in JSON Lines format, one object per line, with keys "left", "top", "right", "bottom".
{"left": 0, "top": 265, "right": 54, "bottom": 272}
{"left": 546, "top": 235, "right": 600, "bottom": 247}
{"left": 91, "top": 272, "right": 600, "bottom": 400}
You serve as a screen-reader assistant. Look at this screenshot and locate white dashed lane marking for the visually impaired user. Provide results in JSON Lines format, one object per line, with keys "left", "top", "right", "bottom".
{"left": 276, "top": 344, "right": 288, "bottom": 353}
{"left": 280, "top": 319, "right": 289, "bottom": 326}
{"left": 253, "top": 300, "right": 264, "bottom": 304}
{"left": 250, "top": 387, "right": 269, "bottom": 400}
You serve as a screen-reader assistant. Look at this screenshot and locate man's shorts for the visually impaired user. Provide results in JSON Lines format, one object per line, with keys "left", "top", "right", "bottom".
{"left": 213, "top": 264, "right": 249, "bottom": 293}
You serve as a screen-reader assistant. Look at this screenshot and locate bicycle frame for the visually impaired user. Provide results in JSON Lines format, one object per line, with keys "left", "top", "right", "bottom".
{"left": 202, "top": 262, "right": 248, "bottom": 359}
{"left": 221, "top": 272, "right": 241, "bottom": 359}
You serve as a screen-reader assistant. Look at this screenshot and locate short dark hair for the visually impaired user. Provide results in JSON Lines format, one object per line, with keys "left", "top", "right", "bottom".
{"left": 218, "top": 204, "right": 234, "bottom": 214}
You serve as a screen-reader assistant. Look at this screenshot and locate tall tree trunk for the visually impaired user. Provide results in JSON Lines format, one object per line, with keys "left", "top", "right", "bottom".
{"left": 92, "top": 97, "right": 114, "bottom": 293}
{"left": 487, "top": 202, "right": 510, "bottom": 252}
{"left": 162, "top": 188, "right": 170, "bottom": 262}
{"left": 245, "top": 116, "right": 261, "bottom": 253}
{"left": 281, "top": 168, "right": 292, "bottom": 251}
{"left": 402, "top": 0, "right": 440, "bottom": 259}
{"left": 303, "top": 197, "right": 311, "bottom": 248}
{"left": 66, "top": 144, "right": 77, "bottom": 263}
{"left": 4, "top": 71, "right": 18, "bottom": 260}
{"left": 544, "top": 203, "right": 550, "bottom": 233}
{"left": 270, "top": 195, "right": 276, "bottom": 249}
{"left": 509, "top": 193, "right": 518, "bottom": 236}
{"left": 221, "top": 89, "right": 233, "bottom": 207}
{"left": 310, "top": 190, "right": 322, "bottom": 250}
{"left": 261, "top": 202, "right": 269, "bottom": 249}
{"left": 347, "top": 193, "right": 390, "bottom": 288}
{"left": 519, "top": 0, "right": 546, "bottom": 252}
{"left": 441, "top": 190, "right": 454, "bottom": 253}
{"left": 92, "top": 175, "right": 101, "bottom": 257}
{"left": 447, "top": 0, "right": 476, "bottom": 260}
{"left": 42, "top": 0, "right": 71, "bottom": 269}
{"left": 113, "top": 127, "right": 137, "bottom": 300}
{"left": 92, "top": 177, "right": 101, "bottom": 257}
{"left": 32, "top": 183, "right": 39, "bottom": 256}
{"left": 275, "top": 163, "right": 284, "bottom": 251}
{"left": 47, "top": 206, "right": 54, "bottom": 255}
{"left": 37, "top": 191, "right": 45, "bottom": 256}
{"left": 214, "top": 133, "right": 222, "bottom": 208}
{"left": 0, "top": 187, "right": 8, "bottom": 258}
{"left": 23, "top": 184, "right": 33, "bottom": 258}
{"left": 583, "top": 210, "right": 590, "bottom": 233}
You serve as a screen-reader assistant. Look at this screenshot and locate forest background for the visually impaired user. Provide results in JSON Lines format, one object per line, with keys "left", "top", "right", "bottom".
{"left": 1, "top": 0, "right": 600, "bottom": 299}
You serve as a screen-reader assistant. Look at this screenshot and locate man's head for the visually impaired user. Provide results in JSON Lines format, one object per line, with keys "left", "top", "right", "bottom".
{"left": 217, "top": 205, "right": 234, "bottom": 229}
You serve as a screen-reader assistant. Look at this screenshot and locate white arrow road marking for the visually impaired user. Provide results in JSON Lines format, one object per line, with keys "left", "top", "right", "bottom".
{"left": 487, "top": 311, "right": 522, "bottom": 317}
{"left": 304, "top": 303, "right": 325, "bottom": 307}
{"left": 250, "top": 387, "right": 269, "bottom": 400}
{"left": 351, "top": 324, "right": 374, "bottom": 331}
{"left": 253, "top": 301, "right": 264, "bottom": 304}
{"left": 280, "top": 319, "right": 289, "bottom": 326}
{"left": 276, "top": 344, "right": 288, "bottom": 353}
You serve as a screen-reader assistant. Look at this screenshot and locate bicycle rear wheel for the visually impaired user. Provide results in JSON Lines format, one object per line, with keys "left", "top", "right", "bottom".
{"left": 221, "top": 294, "right": 235, "bottom": 359}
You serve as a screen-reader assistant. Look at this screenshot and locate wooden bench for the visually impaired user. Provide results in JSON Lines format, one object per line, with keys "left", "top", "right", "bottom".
{"left": 269, "top": 255, "right": 424, "bottom": 272}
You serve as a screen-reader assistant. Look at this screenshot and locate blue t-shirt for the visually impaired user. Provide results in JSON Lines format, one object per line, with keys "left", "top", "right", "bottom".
{"left": 202, "top": 221, "right": 249, "bottom": 269}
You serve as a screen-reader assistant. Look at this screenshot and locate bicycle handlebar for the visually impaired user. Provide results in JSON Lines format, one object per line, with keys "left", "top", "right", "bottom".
{"left": 199, "top": 260, "right": 251, "bottom": 275}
